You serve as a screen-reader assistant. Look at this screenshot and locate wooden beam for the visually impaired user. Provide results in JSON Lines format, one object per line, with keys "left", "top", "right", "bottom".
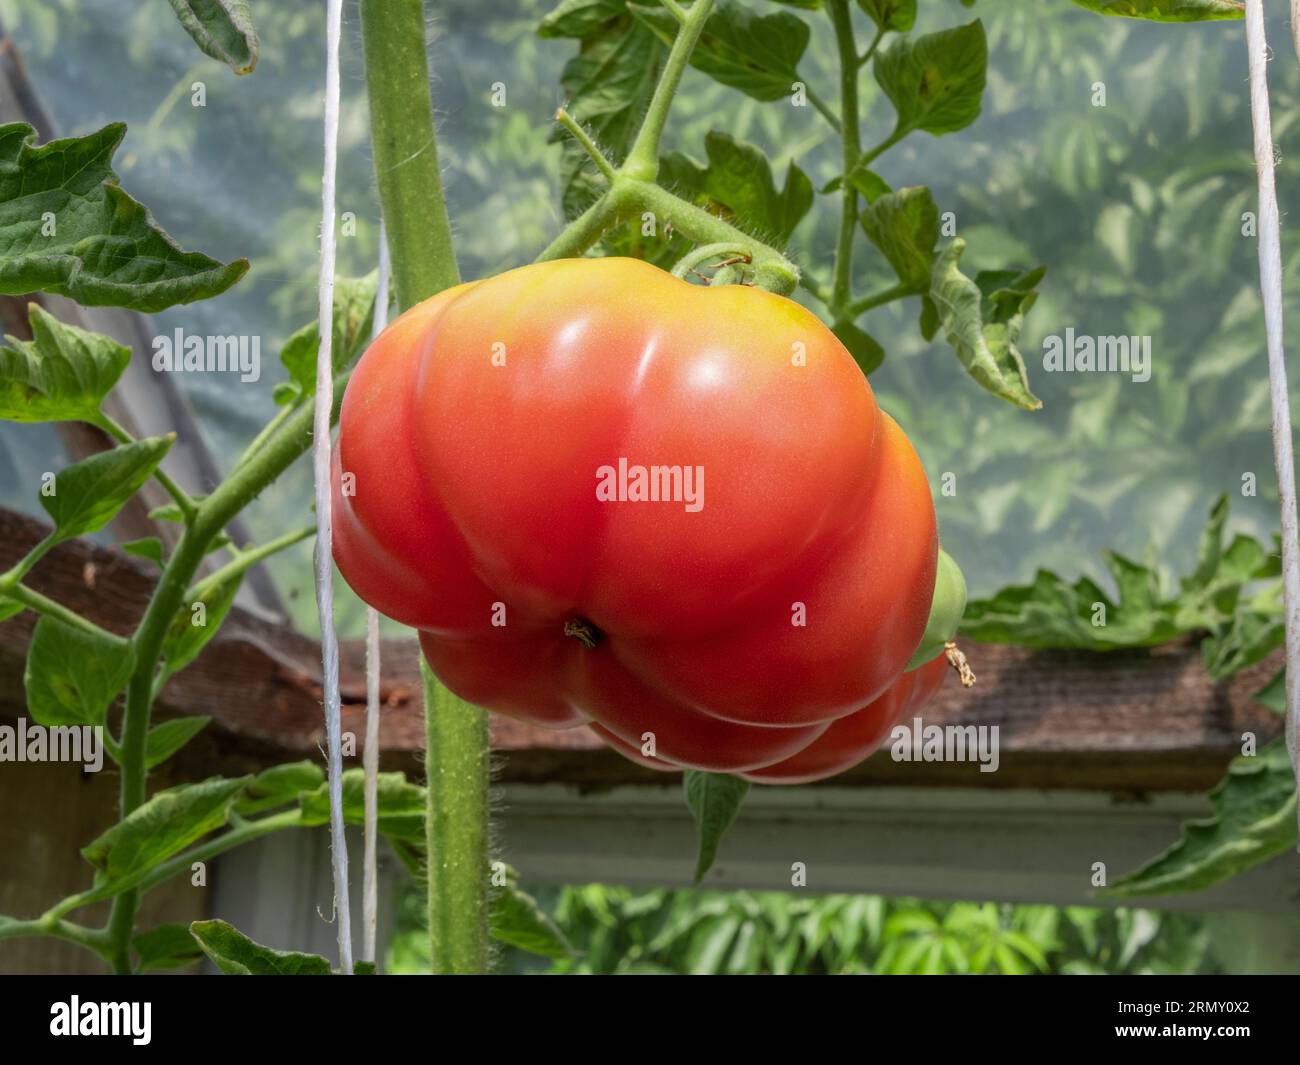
{"left": 0, "top": 505, "right": 1283, "bottom": 791}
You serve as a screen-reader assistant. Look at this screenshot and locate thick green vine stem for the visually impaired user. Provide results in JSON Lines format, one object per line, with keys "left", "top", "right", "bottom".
{"left": 360, "top": 0, "right": 460, "bottom": 307}
{"left": 536, "top": 0, "right": 801, "bottom": 298}
{"left": 827, "top": 0, "right": 862, "bottom": 316}
{"left": 361, "top": 0, "right": 488, "bottom": 974}
{"left": 623, "top": 0, "right": 715, "bottom": 179}
{"left": 421, "top": 660, "right": 491, "bottom": 974}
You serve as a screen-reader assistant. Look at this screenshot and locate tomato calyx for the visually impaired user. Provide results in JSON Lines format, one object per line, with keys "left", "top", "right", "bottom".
{"left": 563, "top": 617, "right": 604, "bottom": 649}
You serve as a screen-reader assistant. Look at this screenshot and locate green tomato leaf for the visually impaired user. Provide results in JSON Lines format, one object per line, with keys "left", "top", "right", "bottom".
{"left": 236, "top": 760, "right": 326, "bottom": 814}
{"left": 545, "top": 4, "right": 665, "bottom": 218}
{"left": 298, "top": 768, "right": 425, "bottom": 842}
{"left": 166, "top": 0, "right": 259, "bottom": 74}
{"left": 0, "top": 305, "right": 130, "bottom": 424}
{"left": 1072, "top": 0, "right": 1243, "bottom": 22}
{"left": 857, "top": 0, "right": 916, "bottom": 32}
{"left": 964, "top": 496, "right": 1278, "bottom": 660}
{"left": 277, "top": 273, "right": 378, "bottom": 402}
{"left": 539, "top": 0, "right": 628, "bottom": 38}
{"left": 24, "top": 615, "right": 134, "bottom": 728}
{"left": 845, "top": 165, "right": 892, "bottom": 203}
{"left": 133, "top": 922, "right": 205, "bottom": 972}
{"left": 1102, "top": 740, "right": 1295, "bottom": 898}
{"left": 122, "top": 537, "right": 165, "bottom": 568}
{"left": 490, "top": 864, "right": 575, "bottom": 959}
{"left": 631, "top": 0, "right": 810, "bottom": 102}
{"left": 1201, "top": 608, "right": 1284, "bottom": 681}
{"left": 0, "top": 598, "right": 23, "bottom": 622}
{"left": 0, "top": 123, "right": 247, "bottom": 311}
{"left": 40, "top": 437, "right": 173, "bottom": 543}
{"left": 1254, "top": 669, "right": 1285, "bottom": 716}
{"left": 189, "top": 919, "right": 333, "bottom": 975}
{"left": 161, "top": 573, "right": 242, "bottom": 674}
{"left": 660, "top": 131, "right": 813, "bottom": 244}
{"left": 684, "top": 770, "right": 749, "bottom": 883}
{"left": 82, "top": 776, "right": 250, "bottom": 887}
{"left": 860, "top": 186, "right": 939, "bottom": 289}
{"left": 148, "top": 500, "right": 230, "bottom": 554}
{"left": 832, "top": 320, "right": 885, "bottom": 375}
{"left": 874, "top": 20, "right": 987, "bottom": 139}
{"left": 928, "top": 238, "right": 1042, "bottom": 410}
{"left": 149, "top": 499, "right": 204, "bottom": 522}
{"left": 144, "top": 715, "right": 211, "bottom": 769}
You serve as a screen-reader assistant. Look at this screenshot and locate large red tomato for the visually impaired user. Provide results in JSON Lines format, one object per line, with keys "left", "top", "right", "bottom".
{"left": 738, "top": 652, "right": 950, "bottom": 785}
{"left": 332, "top": 258, "right": 939, "bottom": 774}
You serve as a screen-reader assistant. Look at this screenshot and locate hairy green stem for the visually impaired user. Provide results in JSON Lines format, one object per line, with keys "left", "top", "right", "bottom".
{"left": 43, "top": 809, "right": 304, "bottom": 933}
{"left": 670, "top": 242, "right": 754, "bottom": 280}
{"left": 623, "top": 0, "right": 716, "bottom": 179}
{"left": 859, "top": 128, "right": 905, "bottom": 170}
{"left": 828, "top": 0, "right": 862, "bottom": 316}
{"left": 103, "top": 373, "right": 351, "bottom": 973}
{"left": 0, "top": 531, "right": 55, "bottom": 586}
{"left": 360, "top": 0, "right": 461, "bottom": 308}
{"left": 135, "top": 809, "right": 304, "bottom": 900}
{"left": 0, "top": 582, "right": 119, "bottom": 640}
{"left": 363, "top": 0, "right": 481, "bottom": 975}
{"left": 96, "top": 414, "right": 196, "bottom": 519}
{"left": 535, "top": 196, "right": 619, "bottom": 262}
{"left": 555, "top": 108, "right": 617, "bottom": 182}
{"left": 847, "top": 281, "right": 916, "bottom": 317}
{"left": 0, "top": 915, "right": 111, "bottom": 958}
{"left": 626, "top": 179, "right": 799, "bottom": 294}
{"left": 858, "top": 25, "right": 885, "bottom": 68}
{"left": 189, "top": 524, "right": 315, "bottom": 600}
{"left": 421, "top": 660, "right": 490, "bottom": 974}
{"left": 805, "top": 86, "right": 842, "bottom": 133}
{"left": 539, "top": 176, "right": 800, "bottom": 293}
{"left": 230, "top": 401, "right": 296, "bottom": 474}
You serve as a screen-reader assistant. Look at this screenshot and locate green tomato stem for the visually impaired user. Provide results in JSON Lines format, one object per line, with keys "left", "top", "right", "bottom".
{"left": 360, "top": 0, "right": 461, "bottom": 307}
{"left": 96, "top": 413, "right": 197, "bottom": 520}
{"left": 535, "top": 195, "right": 618, "bottom": 262}
{"left": 858, "top": 25, "right": 885, "bottom": 69}
{"left": 362, "top": 0, "right": 488, "bottom": 975}
{"left": 805, "top": 85, "right": 842, "bottom": 134}
{"left": 828, "top": 0, "right": 862, "bottom": 316}
{"left": 103, "top": 371, "right": 352, "bottom": 973}
{"left": 620, "top": 179, "right": 799, "bottom": 295}
{"left": 554, "top": 108, "right": 617, "bottom": 183}
{"left": 0, "top": 581, "right": 120, "bottom": 640}
{"left": 670, "top": 242, "right": 753, "bottom": 281}
{"left": 846, "top": 281, "right": 916, "bottom": 318}
{"left": 623, "top": 0, "right": 716, "bottom": 180}
{"left": 0, "top": 914, "right": 112, "bottom": 959}
{"left": 188, "top": 523, "right": 315, "bottom": 601}
{"left": 421, "top": 660, "right": 491, "bottom": 974}
{"left": 230, "top": 401, "right": 297, "bottom": 474}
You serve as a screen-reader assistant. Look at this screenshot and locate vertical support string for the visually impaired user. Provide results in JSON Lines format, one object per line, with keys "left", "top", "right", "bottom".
{"left": 312, "top": 0, "right": 353, "bottom": 972}
{"left": 1243, "top": 0, "right": 1300, "bottom": 839}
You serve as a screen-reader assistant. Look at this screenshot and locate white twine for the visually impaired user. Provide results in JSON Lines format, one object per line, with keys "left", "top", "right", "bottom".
{"left": 1244, "top": 0, "right": 1300, "bottom": 837}
{"left": 362, "top": 227, "right": 391, "bottom": 966}
{"left": 313, "top": 0, "right": 353, "bottom": 972}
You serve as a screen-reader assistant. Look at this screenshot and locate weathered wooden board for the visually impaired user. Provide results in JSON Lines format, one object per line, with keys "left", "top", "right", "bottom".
{"left": 0, "top": 505, "right": 1283, "bottom": 792}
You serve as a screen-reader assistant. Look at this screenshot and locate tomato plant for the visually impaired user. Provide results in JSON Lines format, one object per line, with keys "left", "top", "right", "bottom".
{"left": 0, "top": 0, "right": 1269, "bottom": 984}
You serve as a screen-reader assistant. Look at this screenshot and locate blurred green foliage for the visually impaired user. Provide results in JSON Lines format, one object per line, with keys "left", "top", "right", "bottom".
{"left": 386, "top": 879, "right": 1220, "bottom": 975}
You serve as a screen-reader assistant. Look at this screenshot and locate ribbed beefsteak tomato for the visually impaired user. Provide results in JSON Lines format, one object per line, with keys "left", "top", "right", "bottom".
{"left": 332, "top": 258, "right": 951, "bottom": 778}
